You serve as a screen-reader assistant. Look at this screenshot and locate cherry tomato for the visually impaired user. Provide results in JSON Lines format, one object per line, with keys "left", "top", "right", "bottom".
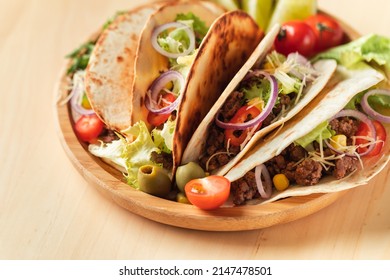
{"left": 184, "top": 175, "right": 231, "bottom": 210}
{"left": 74, "top": 114, "right": 104, "bottom": 143}
{"left": 224, "top": 105, "right": 262, "bottom": 147}
{"left": 147, "top": 92, "right": 176, "bottom": 127}
{"left": 274, "top": 21, "right": 316, "bottom": 57}
{"left": 305, "top": 14, "right": 344, "bottom": 52}
{"left": 355, "top": 120, "right": 387, "bottom": 157}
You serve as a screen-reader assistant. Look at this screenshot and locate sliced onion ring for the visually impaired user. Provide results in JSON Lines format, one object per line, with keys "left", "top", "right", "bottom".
{"left": 145, "top": 70, "right": 184, "bottom": 114}
{"left": 361, "top": 89, "right": 390, "bottom": 123}
{"left": 325, "top": 109, "right": 377, "bottom": 157}
{"left": 255, "top": 164, "right": 273, "bottom": 199}
{"left": 215, "top": 71, "right": 278, "bottom": 130}
{"left": 70, "top": 74, "right": 95, "bottom": 122}
{"left": 151, "top": 22, "right": 195, "bottom": 59}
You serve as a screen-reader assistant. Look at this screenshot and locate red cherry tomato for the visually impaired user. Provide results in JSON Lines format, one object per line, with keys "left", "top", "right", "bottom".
{"left": 305, "top": 14, "right": 344, "bottom": 52}
{"left": 184, "top": 175, "right": 231, "bottom": 210}
{"left": 274, "top": 21, "right": 316, "bottom": 57}
{"left": 355, "top": 120, "right": 387, "bottom": 157}
{"left": 74, "top": 114, "right": 104, "bottom": 143}
{"left": 147, "top": 92, "right": 176, "bottom": 127}
{"left": 224, "top": 105, "right": 262, "bottom": 147}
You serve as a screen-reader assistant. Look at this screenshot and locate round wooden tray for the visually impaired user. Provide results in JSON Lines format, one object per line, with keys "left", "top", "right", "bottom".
{"left": 54, "top": 10, "right": 358, "bottom": 231}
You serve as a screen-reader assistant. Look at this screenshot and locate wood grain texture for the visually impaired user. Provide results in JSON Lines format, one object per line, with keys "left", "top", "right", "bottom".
{"left": 1, "top": 0, "right": 390, "bottom": 259}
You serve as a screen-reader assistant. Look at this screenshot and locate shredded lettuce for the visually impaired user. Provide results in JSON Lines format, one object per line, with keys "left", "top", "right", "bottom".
{"left": 120, "top": 121, "right": 162, "bottom": 188}
{"left": 243, "top": 78, "right": 271, "bottom": 102}
{"left": 152, "top": 117, "right": 176, "bottom": 153}
{"left": 295, "top": 121, "right": 335, "bottom": 149}
{"left": 88, "top": 138, "right": 127, "bottom": 172}
{"left": 175, "top": 12, "right": 209, "bottom": 42}
{"left": 157, "top": 28, "right": 191, "bottom": 57}
{"left": 313, "top": 34, "right": 390, "bottom": 78}
{"left": 173, "top": 49, "right": 198, "bottom": 78}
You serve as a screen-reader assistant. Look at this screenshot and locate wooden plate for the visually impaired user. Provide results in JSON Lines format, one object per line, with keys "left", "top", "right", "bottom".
{"left": 54, "top": 10, "right": 358, "bottom": 231}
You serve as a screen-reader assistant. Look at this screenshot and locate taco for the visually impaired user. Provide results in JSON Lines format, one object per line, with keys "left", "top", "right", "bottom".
{"left": 88, "top": 3, "right": 264, "bottom": 196}
{"left": 224, "top": 64, "right": 389, "bottom": 205}
{"left": 84, "top": 2, "right": 164, "bottom": 132}
{"left": 181, "top": 24, "right": 337, "bottom": 176}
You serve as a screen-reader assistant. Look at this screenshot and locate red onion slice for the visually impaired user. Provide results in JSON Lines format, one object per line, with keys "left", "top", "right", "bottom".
{"left": 145, "top": 70, "right": 184, "bottom": 114}
{"left": 151, "top": 22, "right": 195, "bottom": 59}
{"left": 215, "top": 71, "right": 278, "bottom": 130}
{"left": 361, "top": 89, "right": 390, "bottom": 123}
{"left": 255, "top": 164, "right": 273, "bottom": 199}
{"left": 325, "top": 109, "right": 377, "bottom": 157}
{"left": 70, "top": 74, "right": 95, "bottom": 122}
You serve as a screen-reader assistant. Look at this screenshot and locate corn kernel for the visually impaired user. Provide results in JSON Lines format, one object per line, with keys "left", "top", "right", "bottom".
{"left": 330, "top": 134, "right": 347, "bottom": 150}
{"left": 273, "top": 174, "right": 290, "bottom": 191}
{"left": 176, "top": 193, "right": 190, "bottom": 204}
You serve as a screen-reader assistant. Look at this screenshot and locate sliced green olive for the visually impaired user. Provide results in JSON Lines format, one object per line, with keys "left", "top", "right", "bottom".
{"left": 138, "top": 165, "right": 171, "bottom": 197}
{"left": 175, "top": 162, "right": 205, "bottom": 193}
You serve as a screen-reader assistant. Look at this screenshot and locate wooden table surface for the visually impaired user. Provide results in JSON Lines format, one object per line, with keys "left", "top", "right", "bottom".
{"left": 1, "top": 0, "right": 390, "bottom": 260}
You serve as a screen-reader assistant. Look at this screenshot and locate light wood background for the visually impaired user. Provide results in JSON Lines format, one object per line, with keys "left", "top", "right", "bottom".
{"left": 1, "top": 0, "right": 390, "bottom": 259}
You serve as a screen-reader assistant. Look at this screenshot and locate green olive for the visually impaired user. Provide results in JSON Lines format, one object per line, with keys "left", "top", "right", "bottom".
{"left": 175, "top": 162, "right": 205, "bottom": 192}
{"left": 138, "top": 165, "right": 171, "bottom": 197}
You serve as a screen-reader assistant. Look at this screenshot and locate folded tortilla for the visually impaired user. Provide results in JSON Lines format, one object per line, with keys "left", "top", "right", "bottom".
{"left": 181, "top": 25, "right": 337, "bottom": 176}
{"left": 224, "top": 64, "right": 388, "bottom": 204}
{"left": 132, "top": 3, "right": 264, "bottom": 175}
{"left": 85, "top": 2, "right": 163, "bottom": 131}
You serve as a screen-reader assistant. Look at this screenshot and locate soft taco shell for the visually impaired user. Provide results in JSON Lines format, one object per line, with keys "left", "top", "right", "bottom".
{"left": 224, "top": 64, "right": 387, "bottom": 204}
{"left": 173, "top": 10, "right": 265, "bottom": 173}
{"left": 85, "top": 2, "right": 163, "bottom": 132}
{"left": 181, "top": 24, "right": 337, "bottom": 176}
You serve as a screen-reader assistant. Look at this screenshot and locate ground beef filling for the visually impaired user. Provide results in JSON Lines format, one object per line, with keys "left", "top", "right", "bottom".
{"left": 200, "top": 90, "right": 295, "bottom": 172}
{"left": 232, "top": 135, "right": 359, "bottom": 205}
{"left": 151, "top": 151, "right": 173, "bottom": 171}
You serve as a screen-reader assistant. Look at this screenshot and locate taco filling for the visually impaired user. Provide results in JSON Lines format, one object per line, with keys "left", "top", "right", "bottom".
{"left": 231, "top": 89, "right": 388, "bottom": 205}
{"left": 200, "top": 51, "right": 320, "bottom": 172}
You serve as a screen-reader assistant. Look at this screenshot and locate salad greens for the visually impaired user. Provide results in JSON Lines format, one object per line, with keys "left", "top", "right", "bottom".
{"left": 314, "top": 34, "right": 390, "bottom": 78}
{"left": 89, "top": 121, "right": 165, "bottom": 189}
{"left": 175, "top": 12, "right": 209, "bottom": 42}
{"left": 295, "top": 121, "right": 334, "bottom": 149}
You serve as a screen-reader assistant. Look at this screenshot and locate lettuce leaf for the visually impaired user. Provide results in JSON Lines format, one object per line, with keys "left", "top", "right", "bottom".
{"left": 242, "top": 77, "right": 271, "bottom": 102}
{"left": 175, "top": 12, "right": 209, "bottom": 42}
{"left": 121, "top": 121, "right": 162, "bottom": 188}
{"left": 88, "top": 138, "right": 127, "bottom": 173}
{"left": 295, "top": 121, "right": 334, "bottom": 148}
{"left": 152, "top": 118, "right": 176, "bottom": 153}
{"left": 313, "top": 34, "right": 390, "bottom": 78}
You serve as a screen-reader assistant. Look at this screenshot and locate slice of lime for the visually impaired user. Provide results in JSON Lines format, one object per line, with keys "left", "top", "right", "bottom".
{"left": 267, "top": 0, "right": 317, "bottom": 32}
{"left": 212, "top": 0, "right": 240, "bottom": 11}
{"left": 242, "top": 0, "right": 275, "bottom": 31}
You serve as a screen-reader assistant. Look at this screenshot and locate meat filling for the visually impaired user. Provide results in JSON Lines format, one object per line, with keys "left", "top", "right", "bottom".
{"left": 200, "top": 89, "right": 295, "bottom": 172}
{"left": 232, "top": 137, "right": 359, "bottom": 205}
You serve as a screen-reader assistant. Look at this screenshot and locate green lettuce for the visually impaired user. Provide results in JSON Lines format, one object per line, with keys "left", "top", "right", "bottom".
{"left": 152, "top": 118, "right": 176, "bottom": 153}
{"left": 88, "top": 137, "right": 127, "bottom": 172}
{"left": 175, "top": 12, "right": 209, "bottom": 42}
{"left": 157, "top": 12, "right": 208, "bottom": 61}
{"left": 313, "top": 34, "right": 390, "bottom": 78}
{"left": 121, "top": 121, "right": 162, "bottom": 188}
{"left": 295, "top": 121, "right": 335, "bottom": 149}
{"left": 243, "top": 77, "right": 272, "bottom": 102}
